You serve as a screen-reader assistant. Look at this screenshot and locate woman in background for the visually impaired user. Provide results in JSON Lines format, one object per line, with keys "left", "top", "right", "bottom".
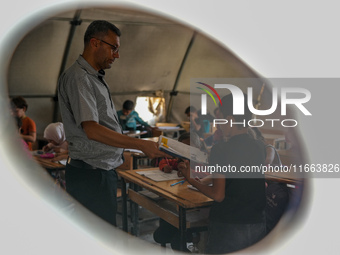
{"left": 43, "top": 122, "right": 68, "bottom": 161}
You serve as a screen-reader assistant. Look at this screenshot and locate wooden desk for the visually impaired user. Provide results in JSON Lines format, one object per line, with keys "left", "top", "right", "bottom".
{"left": 265, "top": 171, "right": 304, "bottom": 186}
{"left": 155, "top": 126, "right": 184, "bottom": 138}
{"left": 121, "top": 150, "right": 150, "bottom": 169}
{"left": 117, "top": 168, "right": 213, "bottom": 251}
{"left": 116, "top": 151, "right": 134, "bottom": 170}
{"left": 34, "top": 155, "right": 66, "bottom": 189}
{"left": 34, "top": 155, "right": 66, "bottom": 171}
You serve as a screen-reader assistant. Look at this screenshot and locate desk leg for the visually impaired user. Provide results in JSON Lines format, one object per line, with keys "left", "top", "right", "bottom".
{"left": 133, "top": 157, "right": 138, "bottom": 170}
{"left": 121, "top": 178, "right": 128, "bottom": 232}
{"left": 130, "top": 183, "right": 140, "bottom": 236}
{"left": 179, "top": 206, "right": 187, "bottom": 251}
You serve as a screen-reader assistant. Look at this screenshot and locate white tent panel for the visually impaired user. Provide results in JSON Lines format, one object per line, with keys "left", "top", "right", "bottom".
{"left": 175, "top": 32, "right": 259, "bottom": 96}
{"left": 23, "top": 97, "right": 55, "bottom": 133}
{"left": 8, "top": 20, "right": 69, "bottom": 96}
{"left": 63, "top": 22, "right": 194, "bottom": 92}
{"left": 79, "top": 7, "right": 176, "bottom": 25}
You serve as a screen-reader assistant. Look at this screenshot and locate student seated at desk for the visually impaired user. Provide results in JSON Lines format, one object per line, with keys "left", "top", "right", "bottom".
{"left": 42, "top": 122, "right": 68, "bottom": 161}
{"left": 11, "top": 96, "right": 36, "bottom": 151}
{"left": 158, "top": 132, "right": 198, "bottom": 171}
{"left": 117, "top": 100, "right": 153, "bottom": 136}
{"left": 178, "top": 93, "right": 266, "bottom": 254}
{"left": 158, "top": 132, "right": 209, "bottom": 179}
{"left": 185, "top": 106, "right": 204, "bottom": 138}
{"left": 153, "top": 132, "right": 207, "bottom": 252}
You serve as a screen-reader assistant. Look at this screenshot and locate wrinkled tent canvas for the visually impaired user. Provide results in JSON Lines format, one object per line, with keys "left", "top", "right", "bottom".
{"left": 7, "top": 6, "right": 262, "bottom": 135}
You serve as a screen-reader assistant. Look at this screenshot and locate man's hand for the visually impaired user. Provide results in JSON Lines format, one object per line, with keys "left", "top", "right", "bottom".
{"left": 81, "top": 121, "right": 171, "bottom": 159}
{"left": 139, "top": 140, "right": 170, "bottom": 159}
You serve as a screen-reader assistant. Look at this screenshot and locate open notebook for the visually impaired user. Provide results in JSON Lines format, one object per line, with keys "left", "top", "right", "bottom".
{"left": 136, "top": 169, "right": 184, "bottom": 182}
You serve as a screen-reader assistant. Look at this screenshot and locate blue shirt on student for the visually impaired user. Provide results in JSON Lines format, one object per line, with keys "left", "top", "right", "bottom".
{"left": 117, "top": 110, "right": 149, "bottom": 131}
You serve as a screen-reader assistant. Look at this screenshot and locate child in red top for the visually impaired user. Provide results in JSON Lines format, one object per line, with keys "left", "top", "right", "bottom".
{"left": 158, "top": 132, "right": 201, "bottom": 173}
{"left": 158, "top": 158, "right": 179, "bottom": 173}
{"left": 158, "top": 132, "right": 210, "bottom": 179}
{"left": 11, "top": 96, "right": 36, "bottom": 150}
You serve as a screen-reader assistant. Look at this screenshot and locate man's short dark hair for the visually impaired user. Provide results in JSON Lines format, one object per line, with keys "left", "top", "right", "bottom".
{"left": 84, "top": 20, "right": 121, "bottom": 46}
{"left": 219, "top": 93, "right": 252, "bottom": 123}
{"left": 123, "top": 100, "right": 134, "bottom": 110}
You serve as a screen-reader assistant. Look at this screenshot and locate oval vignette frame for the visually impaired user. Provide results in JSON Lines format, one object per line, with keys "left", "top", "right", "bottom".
{"left": 0, "top": 2, "right": 310, "bottom": 255}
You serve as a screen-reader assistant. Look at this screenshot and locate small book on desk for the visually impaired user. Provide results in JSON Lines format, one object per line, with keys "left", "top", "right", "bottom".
{"left": 136, "top": 169, "right": 183, "bottom": 182}
{"left": 158, "top": 135, "right": 208, "bottom": 165}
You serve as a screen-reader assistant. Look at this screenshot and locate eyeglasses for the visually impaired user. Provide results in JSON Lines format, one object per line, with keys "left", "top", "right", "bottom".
{"left": 95, "top": 38, "right": 119, "bottom": 54}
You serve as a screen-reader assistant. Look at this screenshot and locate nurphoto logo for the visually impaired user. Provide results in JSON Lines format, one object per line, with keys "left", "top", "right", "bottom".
{"left": 195, "top": 82, "right": 312, "bottom": 128}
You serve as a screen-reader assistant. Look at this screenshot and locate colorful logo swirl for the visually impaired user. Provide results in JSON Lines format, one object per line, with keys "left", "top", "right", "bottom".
{"left": 196, "top": 82, "right": 222, "bottom": 106}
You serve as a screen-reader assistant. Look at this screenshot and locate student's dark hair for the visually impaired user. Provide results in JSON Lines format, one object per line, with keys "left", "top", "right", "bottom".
{"left": 11, "top": 96, "right": 28, "bottom": 110}
{"left": 178, "top": 132, "right": 190, "bottom": 142}
{"left": 185, "top": 106, "right": 197, "bottom": 115}
{"left": 123, "top": 100, "right": 134, "bottom": 110}
{"left": 219, "top": 93, "right": 252, "bottom": 123}
{"left": 84, "top": 20, "right": 121, "bottom": 46}
{"left": 178, "top": 132, "right": 201, "bottom": 149}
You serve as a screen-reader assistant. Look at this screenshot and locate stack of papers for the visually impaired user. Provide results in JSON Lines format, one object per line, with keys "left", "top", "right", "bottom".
{"left": 136, "top": 169, "right": 183, "bottom": 182}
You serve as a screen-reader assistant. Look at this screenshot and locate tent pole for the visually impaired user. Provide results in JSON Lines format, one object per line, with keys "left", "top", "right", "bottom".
{"left": 52, "top": 10, "right": 82, "bottom": 122}
{"left": 165, "top": 31, "right": 196, "bottom": 122}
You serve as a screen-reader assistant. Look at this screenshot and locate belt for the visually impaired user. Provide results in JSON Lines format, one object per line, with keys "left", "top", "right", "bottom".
{"left": 67, "top": 157, "right": 97, "bottom": 170}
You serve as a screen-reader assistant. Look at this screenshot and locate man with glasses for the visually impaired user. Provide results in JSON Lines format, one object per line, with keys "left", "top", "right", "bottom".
{"left": 58, "top": 20, "right": 168, "bottom": 226}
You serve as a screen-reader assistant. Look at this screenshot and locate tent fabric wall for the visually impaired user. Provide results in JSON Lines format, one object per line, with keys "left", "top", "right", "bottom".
{"left": 7, "top": 6, "right": 261, "bottom": 136}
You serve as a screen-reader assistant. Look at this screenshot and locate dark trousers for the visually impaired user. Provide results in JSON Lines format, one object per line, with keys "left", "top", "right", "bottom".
{"left": 205, "top": 219, "right": 266, "bottom": 254}
{"left": 65, "top": 163, "right": 118, "bottom": 226}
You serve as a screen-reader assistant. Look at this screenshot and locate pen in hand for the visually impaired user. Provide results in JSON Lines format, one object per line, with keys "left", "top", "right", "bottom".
{"left": 163, "top": 157, "right": 173, "bottom": 173}
{"left": 165, "top": 157, "right": 170, "bottom": 166}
